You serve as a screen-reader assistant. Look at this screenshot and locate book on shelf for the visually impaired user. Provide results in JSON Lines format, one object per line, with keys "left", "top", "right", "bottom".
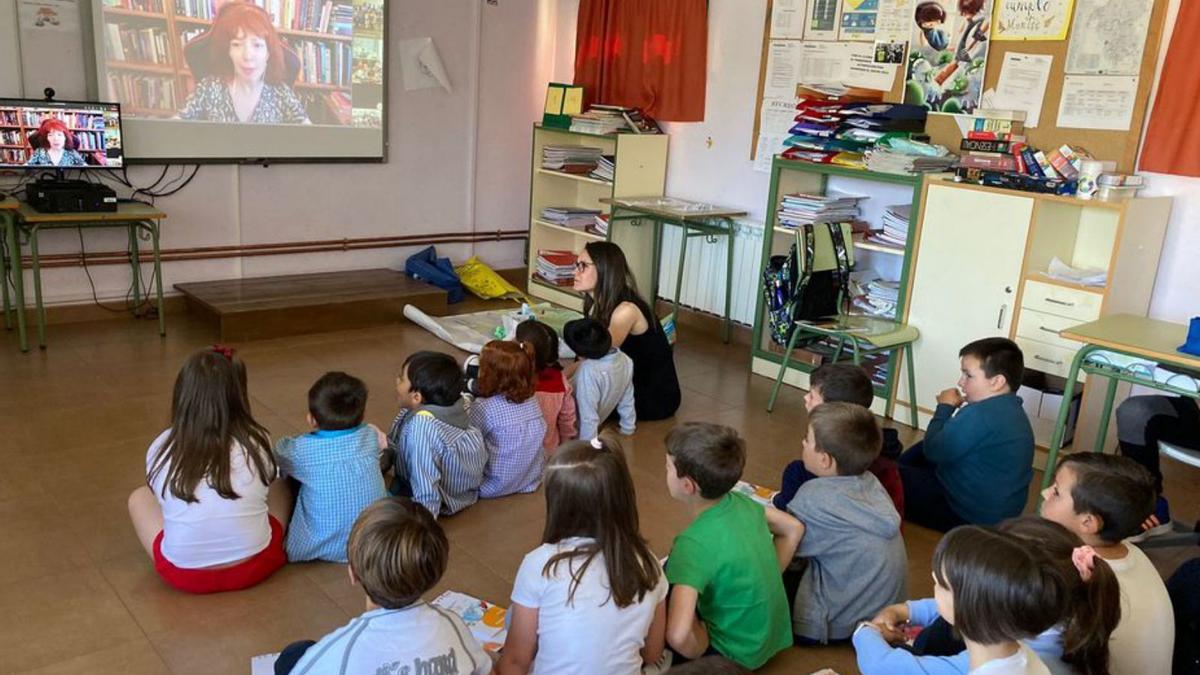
{"left": 104, "top": 0, "right": 166, "bottom": 11}
{"left": 540, "top": 206, "right": 602, "bottom": 229}
{"left": 535, "top": 249, "right": 577, "bottom": 286}
{"left": 108, "top": 72, "right": 177, "bottom": 110}
{"left": 588, "top": 213, "right": 610, "bottom": 237}
{"left": 776, "top": 191, "right": 865, "bottom": 228}
{"left": 541, "top": 145, "right": 603, "bottom": 171}
{"left": 589, "top": 155, "right": 614, "bottom": 182}
{"left": 106, "top": 24, "right": 172, "bottom": 64}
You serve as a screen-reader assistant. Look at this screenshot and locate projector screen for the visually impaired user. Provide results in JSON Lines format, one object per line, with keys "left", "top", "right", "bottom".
{"left": 92, "top": 0, "right": 386, "bottom": 162}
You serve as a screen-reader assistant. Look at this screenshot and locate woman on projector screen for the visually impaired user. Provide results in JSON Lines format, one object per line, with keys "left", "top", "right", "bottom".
{"left": 25, "top": 118, "right": 87, "bottom": 167}
{"left": 176, "top": 2, "right": 310, "bottom": 125}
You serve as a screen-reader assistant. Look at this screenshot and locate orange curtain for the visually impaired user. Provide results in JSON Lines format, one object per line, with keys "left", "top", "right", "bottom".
{"left": 573, "top": 0, "right": 708, "bottom": 122}
{"left": 1140, "top": 1, "right": 1200, "bottom": 176}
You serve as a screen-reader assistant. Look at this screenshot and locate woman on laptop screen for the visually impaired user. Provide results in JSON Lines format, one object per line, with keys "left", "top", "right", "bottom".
{"left": 25, "top": 118, "right": 87, "bottom": 167}
{"left": 176, "top": 2, "right": 310, "bottom": 125}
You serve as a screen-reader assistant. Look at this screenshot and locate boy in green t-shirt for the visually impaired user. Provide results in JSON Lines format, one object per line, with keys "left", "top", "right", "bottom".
{"left": 663, "top": 422, "right": 801, "bottom": 669}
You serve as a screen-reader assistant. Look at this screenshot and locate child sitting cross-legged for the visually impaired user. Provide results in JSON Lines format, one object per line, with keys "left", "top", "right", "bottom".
{"left": 664, "top": 423, "right": 798, "bottom": 670}
{"left": 498, "top": 435, "right": 667, "bottom": 675}
{"left": 782, "top": 402, "right": 907, "bottom": 645}
{"left": 272, "top": 497, "right": 493, "bottom": 674}
{"left": 899, "top": 337, "right": 1034, "bottom": 530}
{"left": 1039, "top": 452, "right": 1173, "bottom": 674}
{"left": 515, "top": 320, "right": 578, "bottom": 451}
{"left": 857, "top": 516, "right": 1121, "bottom": 675}
{"left": 855, "top": 525, "right": 1065, "bottom": 674}
{"left": 562, "top": 317, "right": 635, "bottom": 439}
{"left": 387, "top": 351, "right": 487, "bottom": 518}
{"left": 274, "top": 371, "right": 388, "bottom": 563}
{"left": 470, "top": 340, "right": 548, "bottom": 498}
{"left": 772, "top": 363, "right": 905, "bottom": 517}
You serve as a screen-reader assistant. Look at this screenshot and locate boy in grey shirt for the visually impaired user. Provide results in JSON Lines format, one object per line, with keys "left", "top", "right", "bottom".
{"left": 563, "top": 318, "right": 635, "bottom": 439}
{"left": 785, "top": 402, "right": 906, "bottom": 643}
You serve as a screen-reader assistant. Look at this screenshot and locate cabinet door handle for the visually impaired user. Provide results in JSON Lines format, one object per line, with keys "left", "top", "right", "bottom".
{"left": 1034, "top": 354, "right": 1064, "bottom": 366}
{"left": 996, "top": 303, "right": 1007, "bottom": 330}
{"left": 1045, "top": 297, "right": 1075, "bottom": 307}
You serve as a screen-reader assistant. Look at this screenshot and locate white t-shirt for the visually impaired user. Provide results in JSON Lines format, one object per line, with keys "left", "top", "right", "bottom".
{"left": 1106, "top": 542, "right": 1175, "bottom": 675}
{"left": 145, "top": 428, "right": 274, "bottom": 568}
{"left": 511, "top": 537, "right": 668, "bottom": 675}
{"left": 291, "top": 603, "right": 492, "bottom": 675}
{"left": 971, "top": 644, "right": 1052, "bottom": 675}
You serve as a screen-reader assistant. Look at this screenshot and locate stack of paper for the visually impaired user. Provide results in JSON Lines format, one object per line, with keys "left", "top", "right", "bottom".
{"left": 1043, "top": 256, "right": 1107, "bottom": 287}
{"left": 866, "top": 148, "right": 957, "bottom": 175}
{"left": 849, "top": 271, "right": 900, "bottom": 319}
{"left": 867, "top": 204, "right": 910, "bottom": 248}
{"left": 588, "top": 213, "right": 610, "bottom": 237}
{"left": 540, "top": 206, "right": 602, "bottom": 229}
{"left": 590, "top": 155, "right": 615, "bottom": 182}
{"left": 541, "top": 145, "right": 604, "bottom": 173}
{"left": 431, "top": 591, "right": 509, "bottom": 653}
{"left": 569, "top": 110, "right": 627, "bottom": 135}
{"left": 534, "top": 249, "right": 577, "bottom": 286}
{"left": 779, "top": 101, "right": 930, "bottom": 165}
{"left": 776, "top": 191, "right": 865, "bottom": 228}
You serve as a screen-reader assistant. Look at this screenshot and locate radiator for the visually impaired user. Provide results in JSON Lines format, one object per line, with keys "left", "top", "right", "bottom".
{"left": 655, "top": 221, "right": 763, "bottom": 326}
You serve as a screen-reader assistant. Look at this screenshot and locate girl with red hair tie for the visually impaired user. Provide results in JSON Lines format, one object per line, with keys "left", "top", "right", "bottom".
{"left": 26, "top": 118, "right": 87, "bottom": 167}
{"left": 177, "top": 2, "right": 310, "bottom": 124}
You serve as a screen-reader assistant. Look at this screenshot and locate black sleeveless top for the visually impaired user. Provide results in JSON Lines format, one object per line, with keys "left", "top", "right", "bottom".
{"left": 615, "top": 297, "right": 681, "bottom": 421}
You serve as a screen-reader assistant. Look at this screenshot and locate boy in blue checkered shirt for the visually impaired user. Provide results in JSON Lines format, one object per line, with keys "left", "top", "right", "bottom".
{"left": 386, "top": 351, "right": 488, "bottom": 518}
{"left": 275, "top": 371, "right": 389, "bottom": 563}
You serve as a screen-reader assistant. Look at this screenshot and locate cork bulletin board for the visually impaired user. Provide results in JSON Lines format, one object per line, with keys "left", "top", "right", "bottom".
{"left": 751, "top": 0, "right": 1170, "bottom": 172}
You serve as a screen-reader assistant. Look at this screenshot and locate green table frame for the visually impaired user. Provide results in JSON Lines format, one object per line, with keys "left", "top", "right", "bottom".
{"left": 1041, "top": 314, "right": 1200, "bottom": 490}
{"left": 2, "top": 201, "right": 166, "bottom": 351}
{"left": 602, "top": 198, "right": 747, "bottom": 344}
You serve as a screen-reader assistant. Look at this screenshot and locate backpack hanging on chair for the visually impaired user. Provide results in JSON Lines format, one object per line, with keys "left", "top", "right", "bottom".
{"left": 760, "top": 222, "right": 854, "bottom": 347}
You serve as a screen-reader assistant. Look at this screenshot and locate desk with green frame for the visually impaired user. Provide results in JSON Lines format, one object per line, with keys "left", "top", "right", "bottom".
{"left": 2, "top": 201, "right": 167, "bottom": 351}
{"left": 600, "top": 197, "right": 747, "bottom": 343}
{"left": 1041, "top": 314, "right": 1200, "bottom": 490}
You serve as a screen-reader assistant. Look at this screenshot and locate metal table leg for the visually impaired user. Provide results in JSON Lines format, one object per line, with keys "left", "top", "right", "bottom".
{"left": 723, "top": 219, "right": 734, "bottom": 343}
{"left": 1093, "top": 375, "right": 1120, "bottom": 455}
{"left": 7, "top": 218, "right": 26, "bottom": 351}
{"left": 128, "top": 223, "right": 142, "bottom": 311}
{"left": 903, "top": 343, "right": 918, "bottom": 429}
{"left": 28, "top": 225, "right": 45, "bottom": 348}
{"left": 149, "top": 220, "right": 165, "bottom": 335}
{"left": 1041, "top": 345, "right": 1098, "bottom": 490}
{"left": 672, "top": 222, "right": 688, "bottom": 328}
{"left": 1, "top": 214, "right": 10, "bottom": 329}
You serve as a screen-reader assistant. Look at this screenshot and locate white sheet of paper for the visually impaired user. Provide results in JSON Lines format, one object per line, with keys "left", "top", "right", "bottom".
{"left": 764, "top": 40, "right": 804, "bottom": 99}
{"left": 760, "top": 96, "right": 801, "bottom": 137}
{"left": 799, "top": 41, "right": 847, "bottom": 85}
{"left": 992, "top": 53, "right": 1053, "bottom": 127}
{"left": 755, "top": 133, "right": 789, "bottom": 172}
{"left": 771, "top": 0, "right": 808, "bottom": 39}
{"left": 843, "top": 42, "right": 898, "bottom": 91}
{"left": 250, "top": 653, "right": 279, "bottom": 675}
{"left": 804, "top": 0, "right": 842, "bottom": 40}
{"left": 1056, "top": 75, "right": 1139, "bottom": 130}
{"left": 1066, "top": 0, "right": 1153, "bottom": 75}
{"left": 874, "top": 0, "right": 914, "bottom": 42}
{"left": 399, "top": 37, "right": 452, "bottom": 92}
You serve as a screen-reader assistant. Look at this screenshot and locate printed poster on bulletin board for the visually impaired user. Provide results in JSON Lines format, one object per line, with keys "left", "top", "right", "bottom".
{"left": 904, "top": 0, "right": 993, "bottom": 114}
{"left": 992, "top": 0, "right": 1075, "bottom": 41}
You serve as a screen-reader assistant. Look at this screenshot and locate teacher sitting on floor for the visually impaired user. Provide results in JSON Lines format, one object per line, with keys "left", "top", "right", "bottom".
{"left": 572, "top": 241, "right": 681, "bottom": 421}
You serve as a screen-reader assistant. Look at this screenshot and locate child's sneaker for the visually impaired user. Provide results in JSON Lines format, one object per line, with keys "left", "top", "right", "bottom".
{"left": 1129, "top": 495, "right": 1173, "bottom": 542}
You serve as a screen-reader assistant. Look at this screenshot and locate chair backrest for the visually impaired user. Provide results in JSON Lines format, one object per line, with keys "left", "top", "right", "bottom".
{"left": 1159, "top": 441, "right": 1200, "bottom": 470}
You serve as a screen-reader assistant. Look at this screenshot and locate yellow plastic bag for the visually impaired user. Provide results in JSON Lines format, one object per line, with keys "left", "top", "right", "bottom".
{"left": 455, "top": 256, "right": 529, "bottom": 302}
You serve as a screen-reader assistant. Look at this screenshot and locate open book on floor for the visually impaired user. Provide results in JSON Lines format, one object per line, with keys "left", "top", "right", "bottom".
{"left": 734, "top": 480, "right": 780, "bottom": 508}
{"left": 431, "top": 590, "right": 508, "bottom": 653}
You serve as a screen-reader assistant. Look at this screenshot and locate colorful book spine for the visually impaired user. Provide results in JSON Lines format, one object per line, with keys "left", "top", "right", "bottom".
{"left": 1021, "top": 147, "right": 1044, "bottom": 178}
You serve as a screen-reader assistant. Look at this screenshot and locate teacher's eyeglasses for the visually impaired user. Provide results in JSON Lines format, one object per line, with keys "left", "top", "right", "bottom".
{"left": 574, "top": 260, "right": 593, "bottom": 271}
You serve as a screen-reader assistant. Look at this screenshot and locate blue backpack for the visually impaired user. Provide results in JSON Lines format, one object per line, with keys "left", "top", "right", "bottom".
{"left": 404, "top": 246, "right": 464, "bottom": 304}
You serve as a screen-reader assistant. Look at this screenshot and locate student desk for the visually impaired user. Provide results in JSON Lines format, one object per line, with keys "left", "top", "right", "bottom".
{"left": 600, "top": 197, "right": 746, "bottom": 343}
{"left": 3, "top": 201, "right": 166, "bottom": 351}
{"left": 1041, "top": 314, "right": 1200, "bottom": 489}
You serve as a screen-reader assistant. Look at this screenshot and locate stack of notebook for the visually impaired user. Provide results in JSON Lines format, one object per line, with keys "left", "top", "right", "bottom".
{"left": 590, "top": 155, "right": 615, "bottom": 182}
{"left": 540, "top": 207, "right": 602, "bottom": 230}
{"left": 534, "top": 249, "right": 577, "bottom": 286}
{"left": 778, "top": 101, "right": 930, "bottom": 167}
{"left": 588, "top": 213, "right": 610, "bottom": 237}
{"left": 865, "top": 204, "right": 910, "bottom": 250}
{"left": 776, "top": 191, "right": 865, "bottom": 229}
{"left": 541, "top": 145, "right": 604, "bottom": 174}
{"left": 849, "top": 271, "right": 900, "bottom": 319}
{"left": 865, "top": 145, "right": 957, "bottom": 175}
{"left": 568, "top": 110, "right": 627, "bottom": 135}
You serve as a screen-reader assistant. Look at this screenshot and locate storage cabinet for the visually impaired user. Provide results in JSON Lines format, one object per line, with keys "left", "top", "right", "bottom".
{"left": 894, "top": 178, "right": 1172, "bottom": 452}
{"left": 525, "top": 125, "right": 668, "bottom": 311}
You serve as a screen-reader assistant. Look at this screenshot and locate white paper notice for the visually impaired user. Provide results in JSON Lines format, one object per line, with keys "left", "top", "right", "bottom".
{"left": 804, "top": 0, "right": 842, "bottom": 40}
{"left": 799, "top": 41, "right": 847, "bottom": 85}
{"left": 840, "top": 0, "right": 879, "bottom": 41}
{"left": 1066, "top": 0, "right": 1153, "bottom": 75}
{"left": 764, "top": 40, "right": 804, "bottom": 99}
{"left": 771, "top": 0, "right": 808, "bottom": 39}
{"left": 874, "top": 0, "right": 914, "bottom": 42}
{"left": 399, "top": 37, "right": 452, "bottom": 92}
{"left": 844, "top": 42, "right": 898, "bottom": 91}
{"left": 992, "top": 53, "right": 1053, "bottom": 127}
{"left": 1056, "top": 75, "right": 1139, "bottom": 130}
{"left": 759, "top": 97, "right": 801, "bottom": 138}
{"left": 755, "top": 133, "right": 789, "bottom": 172}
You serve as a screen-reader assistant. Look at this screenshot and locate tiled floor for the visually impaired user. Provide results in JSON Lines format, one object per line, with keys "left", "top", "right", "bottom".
{"left": 2, "top": 302, "right": 1197, "bottom": 674}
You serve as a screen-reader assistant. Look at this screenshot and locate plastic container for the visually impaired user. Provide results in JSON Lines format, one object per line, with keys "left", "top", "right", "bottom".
{"left": 1097, "top": 184, "right": 1141, "bottom": 202}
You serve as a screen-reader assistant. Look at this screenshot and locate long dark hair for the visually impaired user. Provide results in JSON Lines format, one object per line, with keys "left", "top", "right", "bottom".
{"left": 541, "top": 436, "right": 661, "bottom": 608}
{"left": 581, "top": 241, "right": 658, "bottom": 334}
{"left": 998, "top": 516, "right": 1120, "bottom": 675}
{"left": 148, "top": 348, "right": 275, "bottom": 503}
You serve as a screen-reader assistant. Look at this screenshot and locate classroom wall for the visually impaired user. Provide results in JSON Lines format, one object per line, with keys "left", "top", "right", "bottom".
{"left": 0, "top": 0, "right": 556, "bottom": 306}
{"left": 554, "top": 0, "right": 1199, "bottom": 323}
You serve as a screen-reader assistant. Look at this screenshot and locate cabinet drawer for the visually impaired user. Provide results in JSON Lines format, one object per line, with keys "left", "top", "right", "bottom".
{"left": 1016, "top": 337, "right": 1082, "bottom": 381}
{"left": 1021, "top": 280, "right": 1103, "bottom": 322}
{"left": 1015, "top": 309, "right": 1088, "bottom": 351}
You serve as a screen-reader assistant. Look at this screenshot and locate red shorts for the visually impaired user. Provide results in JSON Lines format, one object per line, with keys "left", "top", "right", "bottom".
{"left": 153, "top": 515, "right": 286, "bottom": 594}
